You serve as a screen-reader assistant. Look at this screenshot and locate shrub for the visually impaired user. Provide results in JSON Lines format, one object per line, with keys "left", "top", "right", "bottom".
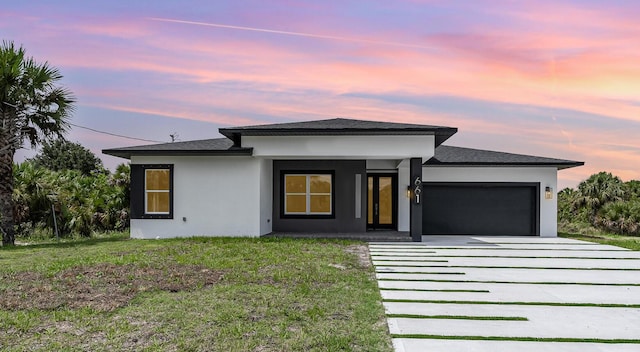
{"left": 596, "top": 200, "right": 640, "bottom": 235}
{"left": 13, "top": 161, "right": 130, "bottom": 238}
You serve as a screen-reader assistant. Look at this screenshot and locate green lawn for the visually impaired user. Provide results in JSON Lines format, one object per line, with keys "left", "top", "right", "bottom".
{"left": 560, "top": 232, "right": 640, "bottom": 251}
{"left": 0, "top": 236, "right": 392, "bottom": 351}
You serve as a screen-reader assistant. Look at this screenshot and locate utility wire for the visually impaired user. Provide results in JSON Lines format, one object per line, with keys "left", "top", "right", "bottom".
{"left": 2, "top": 101, "right": 165, "bottom": 144}
{"left": 68, "top": 122, "right": 165, "bottom": 143}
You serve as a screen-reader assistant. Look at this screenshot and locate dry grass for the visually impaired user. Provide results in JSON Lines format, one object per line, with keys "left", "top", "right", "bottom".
{"left": 1, "top": 263, "right": 223, "bottom": 311}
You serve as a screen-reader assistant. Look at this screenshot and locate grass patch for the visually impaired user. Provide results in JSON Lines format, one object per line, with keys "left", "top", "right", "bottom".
{"left": 387, "top": 314, "right": 527, "bottom": 321}
{"left": 0, "top": 236, "right": 392, "bottom": 351}
{"left": 390, "top": 334, "right": 640, "bottom": 344}
{"left": 0, "top": 263, "right": 222, "bottom": 311}
{"left": 560, "top": 232, "right": 640, "bottom": 251}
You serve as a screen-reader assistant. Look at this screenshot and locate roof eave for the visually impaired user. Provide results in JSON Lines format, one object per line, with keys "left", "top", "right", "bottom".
{"left": 220, "top": 127, "right": 458, "bottom": 138}
{"left": 102, "top": 148, "right": 254, "bottom": 160}
{"left": 424, "top": 161, "right": 585, "bottom": 169}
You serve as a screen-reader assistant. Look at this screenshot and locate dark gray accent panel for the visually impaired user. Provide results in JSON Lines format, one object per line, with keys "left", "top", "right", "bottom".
{"left": 422, "top": 183, "right": 539, "bottom": 236}
{"left": 130, "top": 164, "right": 144, "bottom": 219}
{"left": 273, "top": 160, "right": 367, "bottom": 233}
{"left": 410, "top": 158, "right": 423, "bottom": 242}
{"left": 130, "top": 164, "right": 174, "bottom": 220}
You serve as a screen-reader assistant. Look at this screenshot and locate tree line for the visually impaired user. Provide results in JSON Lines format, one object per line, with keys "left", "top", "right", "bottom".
{"left": 13, "top": 140, "right": 130, "bottom": 239}
{"left": 559, "top": 172, "right": 640, "bottom": 236}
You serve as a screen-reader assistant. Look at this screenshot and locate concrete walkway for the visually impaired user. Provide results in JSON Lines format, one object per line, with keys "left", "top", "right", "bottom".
{"left": 369, "top": 236, "right": 640, "bottom": 352}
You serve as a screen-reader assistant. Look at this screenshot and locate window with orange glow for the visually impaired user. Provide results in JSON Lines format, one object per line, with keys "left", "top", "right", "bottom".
{"left": 284, "top": 174, "right": 332, "bottom": 215}
{"left": 145, "top": 169, "right": 171, "bottom": 214}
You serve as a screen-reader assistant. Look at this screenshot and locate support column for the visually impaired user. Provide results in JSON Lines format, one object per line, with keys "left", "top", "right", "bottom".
{"left": 410, "top": 158, "right": 423, "bottom": 242}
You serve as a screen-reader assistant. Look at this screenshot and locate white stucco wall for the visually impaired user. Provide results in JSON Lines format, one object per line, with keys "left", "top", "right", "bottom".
{"left": 423, "top": 166, "right": 558, "bottom": 237}
{"left": 130, "top": 156, "right": 267, "bottom": 239}
{"left": 243, "top": 135, "right": 435, "bottom": 160}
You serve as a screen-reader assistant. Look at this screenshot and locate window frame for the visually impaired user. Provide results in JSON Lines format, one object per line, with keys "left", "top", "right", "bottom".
{"left": 145, "top": 168, "right": 172, "bottom": 215}
{"left": 281, "top": 170, "right": 335, "bottom": 219}
{"left": 137, "top": 164, "right": 174, "bottom": 219}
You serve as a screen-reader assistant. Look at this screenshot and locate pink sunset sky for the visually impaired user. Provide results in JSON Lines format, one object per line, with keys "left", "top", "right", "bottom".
{"left": 3, "top": 0, "right": 639, "bottom": 189}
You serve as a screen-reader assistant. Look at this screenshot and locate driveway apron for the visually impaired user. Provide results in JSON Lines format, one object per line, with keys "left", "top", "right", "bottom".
{"left": 370, "top": 236, "right": 640, "bottom": 352}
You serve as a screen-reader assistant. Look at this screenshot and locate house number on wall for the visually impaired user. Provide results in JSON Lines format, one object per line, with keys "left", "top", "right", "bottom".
{"left": 413, "top": 177, "right": 422, "bottom": 204}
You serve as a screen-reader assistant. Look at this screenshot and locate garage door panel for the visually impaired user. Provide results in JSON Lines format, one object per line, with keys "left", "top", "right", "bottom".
{"left": 423, "top": 184, "right": 538, "bottom": 236}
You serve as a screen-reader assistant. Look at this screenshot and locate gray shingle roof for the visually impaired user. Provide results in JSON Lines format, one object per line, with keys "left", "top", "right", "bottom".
{"left": 426, "top": 145, "right": 584, "bottom": 169}
{"left": 102, "top": 119, "right": 584, "bottom": 170}
{"left": 102, "top": 138, "right": 252, "bottom": 159}
{"left": 219, "top": 118, "right": 457, "bottom": 146}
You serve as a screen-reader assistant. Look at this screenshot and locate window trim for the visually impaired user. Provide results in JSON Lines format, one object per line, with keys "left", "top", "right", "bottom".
{"left": 145, "top": 169, "right": 172, "bottom": 215}
{"left": 280, "top": 170, "right": 335, "bottom": 219}
{"left": 140, "top": 164, "right": 174, "bottom": 219}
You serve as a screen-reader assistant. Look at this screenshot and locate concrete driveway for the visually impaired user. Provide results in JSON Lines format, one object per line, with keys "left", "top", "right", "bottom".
{"left": 369, "top": 236, "right": 640, "bottom": 352}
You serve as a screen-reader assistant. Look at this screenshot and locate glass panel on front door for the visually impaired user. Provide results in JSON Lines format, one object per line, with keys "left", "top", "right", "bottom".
{"left": 367, "top": 174, "right": 397, "bottom": 230}
{"left": 378, "top": 177, "right": 393, "bottom": 225}
{"left": 367, "top": 177, "right": 374, "bottom": 225}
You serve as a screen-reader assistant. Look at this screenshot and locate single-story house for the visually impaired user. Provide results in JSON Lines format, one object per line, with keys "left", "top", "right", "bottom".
{"left": 103, "top": 118, "right": 583, "bottom": 241}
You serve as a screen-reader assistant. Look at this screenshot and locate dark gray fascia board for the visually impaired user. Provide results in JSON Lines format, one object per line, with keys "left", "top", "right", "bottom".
{"left": 219, "top": 127, "right": 457, "bottom": 137}
{"left": 102, "top": 148, "right": 253, "bottom": 160}
{"left": 424, "top": 160, "right": 585, "bottom": 170}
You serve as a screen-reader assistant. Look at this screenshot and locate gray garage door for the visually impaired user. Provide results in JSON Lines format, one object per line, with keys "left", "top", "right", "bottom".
{"left": 422, "top": 183, "right": 539, "bottom": 236}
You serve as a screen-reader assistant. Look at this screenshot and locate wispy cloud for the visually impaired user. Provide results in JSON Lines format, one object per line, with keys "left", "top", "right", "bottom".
{"left": 147, "top": 17, "right": 438, "bottom": 51}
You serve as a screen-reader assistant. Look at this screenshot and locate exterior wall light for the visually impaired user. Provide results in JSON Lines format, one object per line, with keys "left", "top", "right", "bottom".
{"left": 545, "top": 186, "right": 553, "bottom": 199}
{"left": 407, "top": 185, "right": 412, "bottom": 198}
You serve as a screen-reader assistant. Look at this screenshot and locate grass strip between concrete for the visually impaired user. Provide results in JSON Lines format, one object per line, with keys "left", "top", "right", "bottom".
{"left": 376, "top": 271, "right": 466, "bottom": 275}
{"left": 383, "top": 299, "right": 640, "bottom": 308}
{"left": 380, "top": 288, "right": 490, "bottom": 293}
{"left": 372, "top": 259, "right": 450, "bottom": 262}
{"left": 377, "top": 278, "right": 640, "bottom": 286}
{"left": 375, "top": 265, "right": 640, "bottom": 271}
{"left": 387, "top": 314, "right": 527, "bottom": 321}
{"left": 390, "top": 334, "right": 640, "bottom": 344}
{"left": 371, "top": 247, "right": 629, "bottom": 251}
{"left": 464, "top": 242, "right": 601, "bottom": 246}
{"left": 371, "top": 256, "right": 640, "bottom": 260}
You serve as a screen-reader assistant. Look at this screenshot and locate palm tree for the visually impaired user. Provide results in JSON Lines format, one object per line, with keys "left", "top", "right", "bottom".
{"left": 576, "top": 172, "right": 626, "bottom": 220}
{"left": 1, "top": 41, "right": 74, "bottom": 245}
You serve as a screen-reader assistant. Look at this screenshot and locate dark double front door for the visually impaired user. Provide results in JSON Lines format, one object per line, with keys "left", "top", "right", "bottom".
{"left": 367, "top": 174, "right": 397, "bottom": 230}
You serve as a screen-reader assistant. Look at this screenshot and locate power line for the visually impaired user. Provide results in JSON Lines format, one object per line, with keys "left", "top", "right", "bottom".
{"left": 2, "top": 101, "right": 165, "bottom": 144}
{"left": 68, "top": 122, "right": 165, "bottom": 143}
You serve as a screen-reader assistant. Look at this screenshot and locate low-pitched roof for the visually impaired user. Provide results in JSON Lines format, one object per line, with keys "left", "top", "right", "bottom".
{"left": 102, "top": 119, "right": 584, "bottom": 168}
{"left": 426, "top": 145, "right": 584, "bottom": 169}
{"left": 219, "top": 118, "right": 457, "bottom": 146}
{"left": 102, "top": 138, "right": 252, "bottom": 159}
